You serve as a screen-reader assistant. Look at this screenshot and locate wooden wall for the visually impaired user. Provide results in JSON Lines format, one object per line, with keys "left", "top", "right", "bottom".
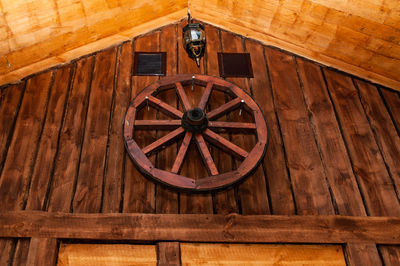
{"left": 190, "top": 0, "right": 400, "bottom": 90}
{"left": 0, "top": 21, "right": 400, "bottom": 265}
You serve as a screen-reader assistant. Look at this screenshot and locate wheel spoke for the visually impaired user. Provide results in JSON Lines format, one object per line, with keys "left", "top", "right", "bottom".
{"left": 175, "top": 82, "right": 192, "bottom": 111}
{"left": 208, "top": 121, "right": 256, "bottom": 132}
{"left": 147, "top": 95, "right": 183, "bottom": 119}
{"left": 142, "top": 127, "right": 185, "bottom": 155}
{"left": 134, "top": 120, "right": 181, "bottom": 130}
{"left": 206, "top": 97, "right": 241, "bottom": 120}
{"left": 171, "top": 132, "right": 193, "bottom": 174}
{"left": 203, "top": 129, "right": 249, "bottom": 159}
{"left": 198, "top": 81, "right": 213, "bottom": 110}
{"left": 194, "top": 133, "right": 219, "bottom": 176}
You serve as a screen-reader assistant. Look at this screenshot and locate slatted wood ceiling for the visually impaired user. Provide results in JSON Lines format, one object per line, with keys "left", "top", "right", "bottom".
{"left": 0, "top": 22, "right": 399, "bottom": 265}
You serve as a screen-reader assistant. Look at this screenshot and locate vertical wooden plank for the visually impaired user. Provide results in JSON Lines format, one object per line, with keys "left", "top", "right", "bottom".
{"left": 72, "top": 47, "right": 117, "bottom": 213}
{"left": 356, "top": 79, "right": 400, "bottom": 197}
{"left": 206, "top": 25, "right": 238, "bottom": 215}
{"left": 11, "top": 239, "right": 29, "bottom": 266}
{"left": 296, "top": 58, "right": 366, "bottom": 216}
{"left": 26, "top": 66, "right": 73, "bottom": 210}
{"left": 156, "top": 24, "right": 179, "bottom": 214}
{"left": 354, "top": 79, "right": 400, "bottom": 265}
{"left": 246, "top": 39, "right": 295, "bottom": 215}
{"left": 47, "top": 56, "right": 94, "bottom": 212}
{"left": 0, "top": 71, "right": 52, "bottom": 265}
{"left": 0, "top": 71, "right": 53, "bottom": 211}
{"left": 123, "top": 32, "right": 159, "bottom": 213}
{"left": 0, "top": 83, "right": 25, "bottom": 174}
{"left": 265, "top": 48, "right": 334, "bottom": 215}
{"left": 221, "top": 30, "right": 270, "bottom": 215}
{"left": 26, "top": 238, "right": 58, "bottom": 266}
{"left": 380, "top": 88, "right": 400, "bottom": 135}
{"left": 157, "top": 242, "right": 181, "bottom": 266}
{"left": 102, "top": 42, "right": 132, "bottom": 213}
{"left": 0, "top": 239, "right": 15, "bottom": 265}
{"left": 178, "top": 20, "right": 213, "bottom": 214}
{"left": 346, "top": 243, "right": 382, "bottom": 266}
{"left": 324, "top": 69, "right": 400, "bottom": 217}
{"left": 379, "top": 246, "right": 400, "bottom": 266}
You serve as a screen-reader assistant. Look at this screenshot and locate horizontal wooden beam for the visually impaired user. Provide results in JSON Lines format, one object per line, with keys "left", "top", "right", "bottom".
{"left": 0, "top": 211, "right": 399, "bottom": 244}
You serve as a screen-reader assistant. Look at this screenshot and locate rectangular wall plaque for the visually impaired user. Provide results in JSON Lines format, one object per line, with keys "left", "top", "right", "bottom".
{"left": 218, "top": 53, "right": 253, "bottom": 78}
{"left": 133, "top": 52, "right": 166, "bottom": 76}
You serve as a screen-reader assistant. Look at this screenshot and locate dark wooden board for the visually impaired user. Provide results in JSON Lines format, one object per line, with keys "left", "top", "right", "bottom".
{"left": 296, "top": 58, "right": 366, "bottom": 216}
{"left": 221, "top": 30, "right": 270, "bottom": 215}
{"left": 178, "top": 20, "right": 213, "bottom": 214}
{"left": 246, "top": 39, "right": 295, "bottom": 215}
{"left": 0, "top": 83, "right": 25, "bottom": 175}
{"left": 102, "top": 42, "right": 133, "bottom": 213}
{"left": 265, "top": 48, "right": 334, "bottom": 215}
{"left": 346, "top": 243, "right": 382, "bottom": 266}
{"left": 26, "top": 66, "right": 73, "bottom": 211}
{"left": 47, "top": 57, "right": 94, "bottom": 212}
{"left": 155, "top": 24, "right": 179, "bottom": 214}
{"left": 26, "top": 238, "right": 58, "bottom": 266}
{"left": 355, "top": 79, "right": 400, "bottom": 201}
{"left": 205, "top": 25, "right": 238, "bottom": 214}
{"left": 324, "top": 69, "right": 400, "bottom": 216}
{"left": 72, "top": 47, "right": 117, "bottom": 213}
{"left": 124, "top": 32, "right": 159, "bottom": 213}
{"left": 380, "top": 88, "right": 400, "bottom": 135}
{"left": 157, "top": 242, "right": 181, "bottom": 266}
{"left": 1, "top": 211, "right": 400, "bottom": 244}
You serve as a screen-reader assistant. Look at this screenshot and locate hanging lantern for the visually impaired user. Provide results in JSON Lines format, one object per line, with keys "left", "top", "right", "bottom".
{"left": 182, "top": 11, "right": 206, "bottom": 67}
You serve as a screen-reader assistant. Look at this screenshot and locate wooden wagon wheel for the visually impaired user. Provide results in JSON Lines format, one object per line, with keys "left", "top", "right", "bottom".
{"left": 124, "top": 74, "right": 268, "bottom": 191}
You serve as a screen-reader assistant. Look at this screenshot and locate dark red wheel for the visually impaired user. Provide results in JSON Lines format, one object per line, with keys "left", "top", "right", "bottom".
{"left": 124, "top": 74, "right": 268, "bottom": 191}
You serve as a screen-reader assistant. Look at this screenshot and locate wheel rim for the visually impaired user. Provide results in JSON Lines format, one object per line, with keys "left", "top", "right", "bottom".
{"left": 123, "top": 74, "right": 268, "bottom": 191}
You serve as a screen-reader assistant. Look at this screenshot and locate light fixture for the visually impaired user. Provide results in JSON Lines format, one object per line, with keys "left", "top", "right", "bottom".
{"left": 182, "top": 10, "right": 206, "bottom": 67}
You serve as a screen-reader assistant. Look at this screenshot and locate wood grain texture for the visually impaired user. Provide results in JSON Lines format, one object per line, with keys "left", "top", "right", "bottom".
{"left": 0, "top": 83, "right": 25, "bottom": 174}
{"left": 157, "top": 242, "right": 181, "bottom": 266}
{"left": 205, "top": 25, "right": 238, "bottom": 215}
{"left": 221, "top": 30, "right": 270, "bottom": 215}
{"left": 346, "top": 243, "right": 382, "bottom": 266}
{"left": 296, "top": 58, "right": 366, "bottom": 216}
{"left": 0, "top": 71, "right": 53, "bottom": 211}
{"left": 380, "top": 88, "right": 400, "bottom": 135}
{"left": 190, "top": 0, "right": 400, "bottom": 90}
{"left": 102, "top": 42, "right": 132, "bottom": 213}
{"left": 379, "top": 246, "right": 400, "bottom": 266}
{"left": 47, "top": 57, "right": 94, "bottom": 213}
{"left": 181, "top": 243, "right": 346, "bottom": 265}
{"left": 0, "top": 0, "right": 187, "bottom": 82}
{"left": 57, "top": 244, "right": 157, "bottom": 265}
{"left": 1, "top": 211, "right": 400, "bottom": 244}
{"left": 26, "top": 66, "right": 73, "bottom": 211}
{"left": 324, "top": 69, "right": 400, "bottom": 217}
{"left": 72, "top": 47, "right": 117, "bottom": 213}
{"left": 155, "top": 24, "right": 179, "bottom": 214}
{"left": 177, "top": 20, "right": 213, "bottom": 214}
{"left": 123, "top": 32, "right": 159, "bottom": 213}
{"left": 26, "top": 238, "right": 58, "bottom": 266}
{"left": 266, "top": 47, "right": 334, "bottom": 215}
{"left": 246, "top": 39, "right": 295, "bottom": 215}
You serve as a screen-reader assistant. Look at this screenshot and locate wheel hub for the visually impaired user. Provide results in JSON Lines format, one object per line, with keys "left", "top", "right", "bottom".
{"left": 181, "top": 107, "right": 208, "bottom": 133}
